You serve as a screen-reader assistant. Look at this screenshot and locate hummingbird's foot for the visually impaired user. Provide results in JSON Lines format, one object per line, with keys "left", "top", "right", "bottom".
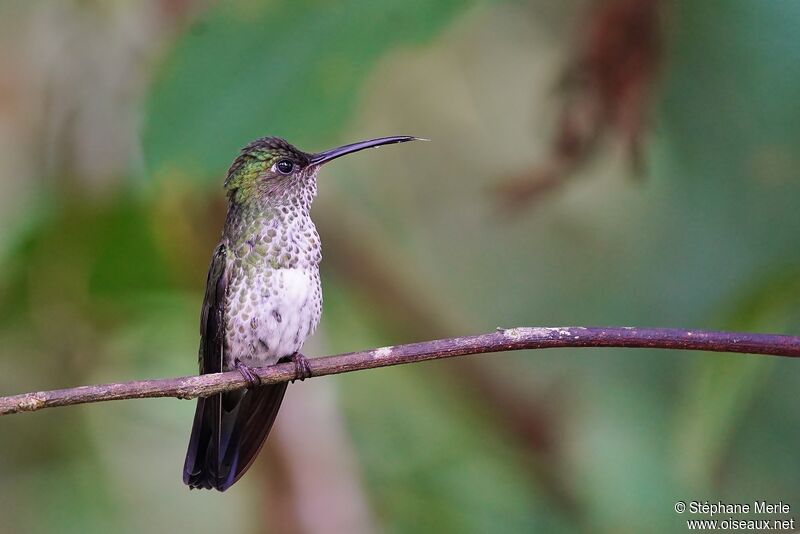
{"left": 289, "top": 352, "right": 313, "bottom": 382}
{"left": 277, "top": 352, "right": 312, "bottom": 382}
{"left": 235, "top": 359, "right": 262, "bottom": 388}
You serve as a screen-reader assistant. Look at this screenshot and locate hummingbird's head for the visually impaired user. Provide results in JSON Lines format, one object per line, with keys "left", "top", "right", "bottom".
{"left": 224, "top": 135, "right": 423, "bottom": 205}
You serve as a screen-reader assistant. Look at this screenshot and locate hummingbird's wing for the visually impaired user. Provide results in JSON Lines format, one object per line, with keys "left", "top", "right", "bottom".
{"left": 199, "top": 243, "right": 228, "bottom": 376}
{"left": 183, "top": 243, "right": 288, "bottom": 491}
{"left": 183, "top": 243, "right": 229, "bottom": 489}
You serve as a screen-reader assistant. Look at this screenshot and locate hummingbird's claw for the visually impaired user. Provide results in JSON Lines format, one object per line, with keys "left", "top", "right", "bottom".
{"left": 235, "top": 359, "right": 262, "bottom": 388}
{"left": 287, "top": 352, "right": 312, "bottom": 382}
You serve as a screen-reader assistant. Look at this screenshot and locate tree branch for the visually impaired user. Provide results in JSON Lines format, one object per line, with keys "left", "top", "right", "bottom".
{"left": 2, "top": 326, "right": 799, "bottom": 416}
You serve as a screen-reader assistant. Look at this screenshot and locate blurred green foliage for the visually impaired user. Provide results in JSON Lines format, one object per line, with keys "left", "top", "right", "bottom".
{"left": 144, "top": 0, "right": 473, "bottom": 183}
{"left": 2, "top": 0, "right": 800, "bottom": 533}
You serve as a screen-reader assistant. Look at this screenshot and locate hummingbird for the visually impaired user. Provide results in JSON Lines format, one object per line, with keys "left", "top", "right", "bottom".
{"left": 183, "top": 134, "right": 421, "bottom": 491}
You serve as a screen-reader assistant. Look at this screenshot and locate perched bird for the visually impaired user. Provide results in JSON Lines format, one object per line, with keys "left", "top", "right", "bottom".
{"left": 183, "top": 135, "right": 421, "bottom": 491}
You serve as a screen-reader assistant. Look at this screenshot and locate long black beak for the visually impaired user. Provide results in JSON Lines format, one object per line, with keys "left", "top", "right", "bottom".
{"left": 309, "top": 136, "right": 424, "bottom": 166}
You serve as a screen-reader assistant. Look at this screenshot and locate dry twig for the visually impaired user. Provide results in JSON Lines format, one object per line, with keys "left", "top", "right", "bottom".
{"left": 2, "top": 326, "right": 798, "bottom": 416}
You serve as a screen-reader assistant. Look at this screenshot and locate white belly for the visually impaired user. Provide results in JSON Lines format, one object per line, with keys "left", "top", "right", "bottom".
{"left": 224, "top": 267, "right": 321, "bottom": 369}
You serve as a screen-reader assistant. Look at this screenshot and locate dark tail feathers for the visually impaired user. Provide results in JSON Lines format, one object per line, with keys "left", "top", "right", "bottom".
{"left": 183, "top": 383, "right": 287, "bottom": 491}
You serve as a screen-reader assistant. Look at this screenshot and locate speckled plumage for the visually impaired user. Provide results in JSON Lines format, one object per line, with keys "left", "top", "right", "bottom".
{"left": 183, "top": 134, "right": 421, "bottom": 491}
{"left": 221, "top": 181, "right": 323, "bottom": 370}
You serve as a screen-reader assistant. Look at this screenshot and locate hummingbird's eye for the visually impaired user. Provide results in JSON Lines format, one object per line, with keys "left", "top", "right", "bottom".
{"left": 275, "top": 160, "right": 294, "bottom": 175}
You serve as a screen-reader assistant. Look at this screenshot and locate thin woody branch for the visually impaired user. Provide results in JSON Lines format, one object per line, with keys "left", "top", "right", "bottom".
{"left": 2, "top": 326, "right": 799, "bottom": 417}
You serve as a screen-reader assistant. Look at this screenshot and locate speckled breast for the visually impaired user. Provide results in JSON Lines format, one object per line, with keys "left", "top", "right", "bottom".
{"left": 222, "top": 215, "right": 322, "bottom": 370}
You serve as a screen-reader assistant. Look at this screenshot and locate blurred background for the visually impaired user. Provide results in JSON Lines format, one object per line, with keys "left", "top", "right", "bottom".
{"left": 1, "top": 0, "right": 799, "bottom": 532}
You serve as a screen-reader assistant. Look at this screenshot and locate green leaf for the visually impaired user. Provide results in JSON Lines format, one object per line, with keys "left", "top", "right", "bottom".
{"left": 143, "top": 0, "right": 474, "bottom": 183}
